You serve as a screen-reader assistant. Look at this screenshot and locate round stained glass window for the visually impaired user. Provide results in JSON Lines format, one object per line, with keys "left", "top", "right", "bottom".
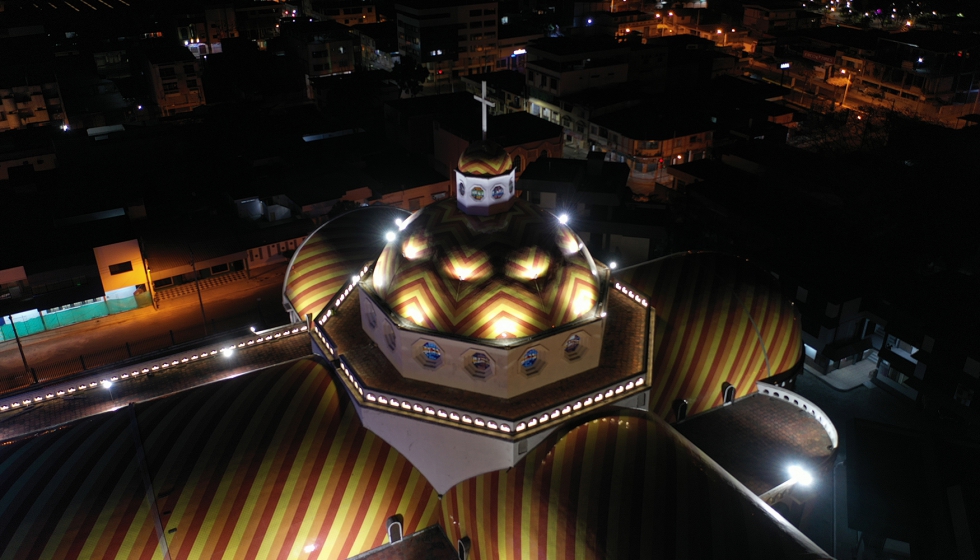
{"left": 458, "top": 183, "right": 465, "bottom": 196}
{"left": 491, "top": 185, "right": 505, "bottom": 199}
{"left": 565, "top": 334, "right": 581, "bottom": 354}
{"left": 521, "top": 348, "right": 538, "bottom": 369}
{"left": 422, "top": 341, "right": 441, "bottom": 361}
{"left": 471, "top": 186, "right": 485, "bottom": 201}
{"left": 472, "top": 352, "right": 491, "bottom": 374}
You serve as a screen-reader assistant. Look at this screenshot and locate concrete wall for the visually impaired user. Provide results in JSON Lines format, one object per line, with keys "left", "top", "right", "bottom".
{"left": 93, "top": 240, "right": 146, "bottom": 293}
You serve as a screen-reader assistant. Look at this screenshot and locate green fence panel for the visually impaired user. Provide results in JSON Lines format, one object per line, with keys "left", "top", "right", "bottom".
{"left": 106, "top": 297, "right": 138, "bottom": 315}
{"left": 41, "top": 302, "right": 109, "bottom": 330}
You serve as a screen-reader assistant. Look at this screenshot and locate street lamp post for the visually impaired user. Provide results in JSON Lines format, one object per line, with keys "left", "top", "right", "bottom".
{"left": 188, "top": 245, "right": 209, "bottom": 335}
{"left": 6, "top": 315, "right": 36, "bottom": 383}
{"left": 839, "top": 69, "right": 853, "bottom": 108}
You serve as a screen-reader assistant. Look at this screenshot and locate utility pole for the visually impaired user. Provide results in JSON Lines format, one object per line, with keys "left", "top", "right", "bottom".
{"left": 6, "top": 315, "right": 36, "bottom": 383}
{"left": 188, "top": 245, "right": 209, "bottom": 335}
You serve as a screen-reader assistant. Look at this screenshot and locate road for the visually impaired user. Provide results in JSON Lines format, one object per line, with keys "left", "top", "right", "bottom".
{"left": 0, "top": 264, "right": 292, "bottom": 391}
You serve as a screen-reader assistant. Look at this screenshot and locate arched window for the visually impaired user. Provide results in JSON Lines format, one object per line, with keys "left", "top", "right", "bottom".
{"left": 513, "top": 155, "right": 522, "bottom": 173}
{"left": 540, "top": 149, "right": 549, "bottom": 159}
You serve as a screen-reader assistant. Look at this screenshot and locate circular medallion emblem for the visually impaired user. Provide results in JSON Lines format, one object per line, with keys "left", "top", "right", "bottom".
{"left": 471, "top": 186, "right": 485, "bottom": 201}
{"left": 521, "top": 348, "right": 538, "bottom": 369}
{"left": 422, "top": 341, "right": 442, "bottom": 361}
{"left": 492, "top": 185, "right": 505, "bottom": 200}
{"left": 565, "top": 334, "right": 581, "bottom": 354}
{"left": 458, "top": 182, "right": 465, "bottom": 196}
{"left": 472, "top": 352, "right": 491, "bottom": 373}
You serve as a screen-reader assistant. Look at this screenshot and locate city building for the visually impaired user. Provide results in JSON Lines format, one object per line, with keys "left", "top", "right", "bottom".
{"left": 308, "top": 0, "right": 378, "bottom": 26}
{"left": 589, "top": 102, "right": 715, "bottom": 191}
{"left": 141, "top": 45, "right": 205, "bottom": 117}
{"left": 742, "top": 2, "right": 823, "bottom": 35}
{"left": 433, "top": 108, "right": 563, "bottom": 179}
{"left": 0, "top": 209, "right": 152, "bottom": 344}
{"left": 281, "top": 20, "right": 356, "bottom": 78}
{"left": 394, "top": 0, "right": 500, "bottom": 87}
{"left": 461, "top": 70, "right": 527, "bottom": 115}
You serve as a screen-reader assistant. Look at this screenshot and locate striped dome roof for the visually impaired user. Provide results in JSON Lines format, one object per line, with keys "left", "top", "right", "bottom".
{"left": 369, "top": 198, "right": 601, "bottom": 339}
{"left": 613, "top": 252, "right": 803, "bottom": 419}
{"left": 457, "top": 141, "right": 513, "bottom": 177}
{"left": 284, "top": 206, "right": 410, "bottom": 322}
{"left": 440, "top": 412, "right": 832, "bottom": 559}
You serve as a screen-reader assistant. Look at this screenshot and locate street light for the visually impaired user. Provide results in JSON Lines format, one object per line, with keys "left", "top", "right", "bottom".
{"left": 840, "top": 69, "right": 853, "bottom": 108}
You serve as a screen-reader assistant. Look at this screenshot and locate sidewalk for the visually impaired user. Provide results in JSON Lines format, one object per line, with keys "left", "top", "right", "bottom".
{"left": 152, "top": 270, "right": 249, "bottom": 303}
{"left": 804, "top": 360, "right": 876, "bottom": 392}
{"left": 0, "top": 263, "right": 290, "bottom": 391}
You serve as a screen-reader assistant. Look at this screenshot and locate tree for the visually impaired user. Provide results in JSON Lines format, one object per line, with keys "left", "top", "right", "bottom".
{"left": 391, "top": 56, "right": 430, "bottom": 98}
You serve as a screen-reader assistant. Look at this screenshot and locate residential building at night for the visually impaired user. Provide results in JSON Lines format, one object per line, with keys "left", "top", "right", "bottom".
{"left": 141, "top": 46, "right": 205, "bottom": 117}
{"left": 461, "top": 70, "right": 527, "bottom": 115}
{"left": 589, "top": 102, "right": 715, "bottom": 190}
{"left": 281, "top": 20, "right": 357, "bottom": 78}
{"left": 433, "top": 109, "right": 563, "bottom": 179}
{"left": 394, "top": 0, "right": 500, "bottom": 86}
{"left": 742, "top": 2, "right": 823, "bottom": 35}
{"left": 308, "top": 0, "right": 378, "bottom": 26}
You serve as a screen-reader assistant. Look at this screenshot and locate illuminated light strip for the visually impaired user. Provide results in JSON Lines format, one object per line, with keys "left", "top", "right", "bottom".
{"left": 332, "top": 353, "right": 520, "bottom": 435}
{"left": 330, "top": 367, "right": 646, "bottom": 438}
{"left": 613, "top": 281, "right": 649, "bottom": 307}
{"left": 1, "top": 322, "right": 309, "bottom": 414}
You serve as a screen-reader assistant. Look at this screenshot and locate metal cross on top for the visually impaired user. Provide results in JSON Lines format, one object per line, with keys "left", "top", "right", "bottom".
{"left": 473, "top": 81, "right": 495, "bottom": 140}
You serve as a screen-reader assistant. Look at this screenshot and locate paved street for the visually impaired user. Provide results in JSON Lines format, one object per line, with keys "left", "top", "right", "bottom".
{"left": 0, "top": 264, "right": 291, "bottom": 392}
{"left": 0, "top": 332, "right": 311, "bottom": 442}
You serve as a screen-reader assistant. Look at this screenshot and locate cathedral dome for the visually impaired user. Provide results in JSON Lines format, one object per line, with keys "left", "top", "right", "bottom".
{"left": 368, "top": 198, "right": 601, "bottom": 340}
{"left": 457, "top": 140, "right": 513, "bottom": 177}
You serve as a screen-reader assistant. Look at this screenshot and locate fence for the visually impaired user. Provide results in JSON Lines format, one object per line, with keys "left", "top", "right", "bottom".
{"left": 0, "top": 310, "right": 264, "bottom": 394}
{"left": 0, "top": 293, "right": 153, "bottom": 342}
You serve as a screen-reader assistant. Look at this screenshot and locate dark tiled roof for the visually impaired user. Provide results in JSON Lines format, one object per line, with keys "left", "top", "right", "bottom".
{"left": 674, "top": 392, "right": 835, "bottom": 494}
{"left": 591, "top": 103, "right": 715, "bottom": 141}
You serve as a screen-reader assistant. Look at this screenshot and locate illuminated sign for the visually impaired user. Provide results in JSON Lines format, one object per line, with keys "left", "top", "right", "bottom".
{"left": 512, "top": 48, "right": 526, "bottom": 55}
{"left": 780, "top": 62, "right": 791, "bottom": 69}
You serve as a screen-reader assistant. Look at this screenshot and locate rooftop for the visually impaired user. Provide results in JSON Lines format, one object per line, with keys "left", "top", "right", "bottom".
{"left": 674, "top": 392, "right": 835, "bottom": 494}
{"left": 527, "top": 35, "right": 626, "bottom": 57}
{"left": 461, "top": 70, "right": 527, "bottom": 97}
{"left": 324, "top": 287, "right": 648, "bottom": 426}
{"left": 591, "top": 103, "right": 715, "bottom": 141}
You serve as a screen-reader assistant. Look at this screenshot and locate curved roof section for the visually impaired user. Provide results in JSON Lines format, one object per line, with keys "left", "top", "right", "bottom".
{"left": 457, "top": 140, "right": 513, "bottom": 176}
{"left": 614, "top": 252, "right": 802, "bottom": 419}
{"left": 369, "top": 198, "right": 600, "bottom": 339}
{"left": 440, "top": 411, "right": 831, "bottom": 559}
{"left": 284, "top": 206, "right": 410, "bottom": 322}
{"left": 0, "top": 358, "right": 440, "bottom": 559}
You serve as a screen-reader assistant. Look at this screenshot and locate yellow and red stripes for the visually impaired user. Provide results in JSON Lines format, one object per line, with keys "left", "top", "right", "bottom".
{"left": 371, "top": 199, "right": 599, "bottom": 338}
{"left": 285, "top": 207, "right": 409, "bottom": 322}
{"left": 458, "top": 143, "right": 513, "bottom": 176}
{"left": 0, "top": 358, "right": 441, "bottom": 559}
{"left": 615, "top": 252, "right": 802, "bottom": 418}
{"left": 439, "top": 412, "right": 829, "bottom": 559}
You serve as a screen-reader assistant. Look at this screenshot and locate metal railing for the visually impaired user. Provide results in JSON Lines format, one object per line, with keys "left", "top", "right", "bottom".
{"left": 0, "top": 323, "right": 308, "bottom": 414}
{"left": 756, "top": 381, "right": 838, "bottom": 448}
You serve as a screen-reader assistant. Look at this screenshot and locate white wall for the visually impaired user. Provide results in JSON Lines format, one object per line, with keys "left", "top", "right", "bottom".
{"left": 93, "top": 240, "right": 145, "bottom": 293}
{"left": 357, "top": 403, "right": 556, "bottom": 494}
{"left": 359, "top": 289, "right": 605, "bottom": 399}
